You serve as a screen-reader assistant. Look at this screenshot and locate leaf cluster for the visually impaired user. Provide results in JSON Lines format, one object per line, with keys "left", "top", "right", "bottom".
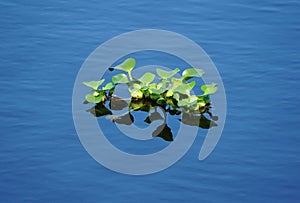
{"left": 83, "top": 58, "right": 218, "bottom": 114}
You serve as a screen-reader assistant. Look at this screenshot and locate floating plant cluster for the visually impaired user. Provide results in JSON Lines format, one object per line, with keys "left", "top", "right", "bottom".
{"left": 83, "top": 58, "right": 218, "bottom": 141}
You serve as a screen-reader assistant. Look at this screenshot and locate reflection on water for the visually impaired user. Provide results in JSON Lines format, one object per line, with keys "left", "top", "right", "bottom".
{"left": 86, "top": 96, "right": 217, "bottom": 141}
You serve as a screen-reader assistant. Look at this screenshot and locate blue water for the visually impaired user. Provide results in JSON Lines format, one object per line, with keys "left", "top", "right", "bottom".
{"left": 1, "top": 0, "right": 300, "bottom": 202}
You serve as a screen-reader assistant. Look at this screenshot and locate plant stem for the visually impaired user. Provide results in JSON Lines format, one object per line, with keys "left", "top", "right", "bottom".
{"left": 128, "top": 71, "right": 133, "bottom": 81}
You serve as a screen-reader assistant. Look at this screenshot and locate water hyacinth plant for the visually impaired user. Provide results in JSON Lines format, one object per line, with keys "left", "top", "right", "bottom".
{"left": 83, "top": 58, "right": 218, "bottom": 141}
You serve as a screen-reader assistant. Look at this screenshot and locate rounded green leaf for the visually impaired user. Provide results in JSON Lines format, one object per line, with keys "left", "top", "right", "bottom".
{"left": 83, "top": 79, "right": 105, "bottom": 90}
{"left": 197, "top": 95, "right": 210, "bottom": 103}
{"left": 150, "top": 87, "right": 164, "bottom": 95}
{"left": 177, "top": 95, "right": 198, "bottom": 107}
{"left": 85, "top": 94, "right": 102, "bottom": 103}
{"left": 173, "top": 93, "right": 180, "bottom": 101}
{"left": 150, "top": 93, "right": 160, "bottom": 100}
{"left": 148, "top": 83, "right": 157, "bottom": 89}
{"left": 177, "top": 99, "right": 189, "bottom": 107}
{"left": 201, "top": 83, "right": 218, "bottom": 95}
{"left": 182, "top": 68, "right": 204, "bottom": 81}
{"left": 129, "top": 89, "right": 143, "bottom": 99}
{"left": 166, "top": 89, "right": 173, "bottom": 97}
{"left": 156, "top": 68, "right": 180, "bottom": 79}
{"left": 139, "top": 72, "right": 155, "bottom": 85}
{"left": 102, "top": 82, "right": 114, "bottom": 90}
{"left": 156, "top": 98, "right": 166, "bottom": 105}
{"left": 171, "top": 77, "right": 183, "bottom": 87}
{"left": 112, "top": 73, "right": 129, "bottom": 84}
{"left": 111, "top": 58, "right": 136, "bottom": 73}
{"left": 174, "top": 81, "right": 196, "bottom": 95}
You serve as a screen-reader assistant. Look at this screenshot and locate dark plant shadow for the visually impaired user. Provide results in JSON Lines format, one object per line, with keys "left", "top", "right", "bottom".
{"left": 86, "top": 97, "right": 217, "bottom": 142}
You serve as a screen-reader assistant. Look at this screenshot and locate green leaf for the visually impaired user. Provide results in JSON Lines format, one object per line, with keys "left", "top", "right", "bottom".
{"left": 129, "top": 100, "right": 145, "bottom": 111}
{"left": 151, "top": 80, "right": 168, "bottom": 94}
{"left": 148, "top": 83, "right": 157, "bottom": 89}
{"left": 127, "top": 79, "right": 142, "bottom": 87}
{"left": 85, "top": 90, "right": 106, "bottom": 103}
{"left": 112, "top": 73, "right": 129, "bottom": 84}
{"left": 166, "top": 77, "right": 183, "bottom": 97}
{"left": 102, "top": 82, "right": 114, "bottom": 91}
{"left": 197, "top": 101, "right": 206, "bottom": 108}
{"left": 198, "top": 95, "right": 210, "bottom": 103}
{"left": 132, "top": 83, "right": 142, "bottom": 89}
{"left": 129, "top": 88, "right": 143, "bottom": 99}
{"left": 150, "top": 88, "right": 164, "bottom": 95}
{"left": 86, "top": 94, "right": 101, "bottom": 103}
{"left": 111, "top": 58, "right": 136, "bottom": 73}
{"left": 156, "top": 68, "right": 180, "bottom": 80}
{"left": 177, "top": 95, "right": 198, "bottom": 107}
{"left": 174, "top": 81, "right": 196, "bottom": 95}
{"left": 182, "top": 68, "right": 204, "bottom": 81}
{"left": 166, "top": 98, "right": 176, "bottom": 107}
{"left": 156, "top": 98, "right": 166, "bottom": 105}
{"left": 173, "top": 93, "right": 180, "bottom": 101}
{"left": 201, "top": 83, "right": 218, "bottom": 95}
{"left": 139, "top": 72, "right": 155, "bottom": 85}
{"left": 171, "top": 77, "right": 183, "bottom": 87}
{"left": 149, "top": 81, "right": 167, "bottom": 95}
{"left": 150, "top": 93, "right": 160, "bottom": 100}
{"left": 83, "top": 79, "right": 105, "bottom": 90}
{"left": 166, "top": 89, "right": 173, "bottom": 97}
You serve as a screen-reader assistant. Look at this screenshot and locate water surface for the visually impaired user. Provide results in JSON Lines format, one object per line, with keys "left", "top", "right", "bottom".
{"left": 0, "top": 0, "right": 299, "bottom": 202}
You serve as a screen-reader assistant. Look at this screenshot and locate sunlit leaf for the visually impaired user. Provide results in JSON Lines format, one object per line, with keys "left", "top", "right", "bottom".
{"left": 198, "top": 101, "right": 206, "bottom": 107}
{"left": 132, "top": 83, "right": 142, "bottom": 89}
{"left": 112, "top": 73, "right": 129, "bottom": 84}
{"left": 149, "top": 88, "right": 160, "bottom": 95}
{"left": 148, "top": 83, "right": 157, "bottom": 89}
{"left": 150, "top": 80, "right": 168, "bottom": 95}
{"left": 182, "top": 68, "right": 204, "bottom": 81}
{"left": 111, "top": 58, "right": 136, "bottom": 73}
{"left": 165, "top": 78, "right": 182, "bottom": 97}
{"left": 177, "top": 95, "right": 198, "bottom": 107}
{"left": 201, "top": 83, "right": 218, "bottom": 95}
{"left": 85, "top": 93, "right": 104, "bottom": 104}
{"left": 166, "top": 98, "right": 176, "bottom": 107}
{"left": 83, "top": 79, "right": 105, "bottom": 90}
{"left": 171, "top": 77, "right": 183, "bottom": 87}
{"left": 156, "top": 68, "right": 180, "bottom": 80}
{"left": 173, "top": 93, "right": 180, "bottom": 101}
{"left": 102, "top": 82, "right": 114, "bottom": 91}
{"left": 129, "top": 88, "right": 143, "bottom": 99}
{"left": 174, "top": 81, "right": 196, "bottom": 95}
{"left": 139, "top": 72, "right": 155, "bottom": 85}
{"left": 166, "top": 89, "right": 173, "bottom": 97}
